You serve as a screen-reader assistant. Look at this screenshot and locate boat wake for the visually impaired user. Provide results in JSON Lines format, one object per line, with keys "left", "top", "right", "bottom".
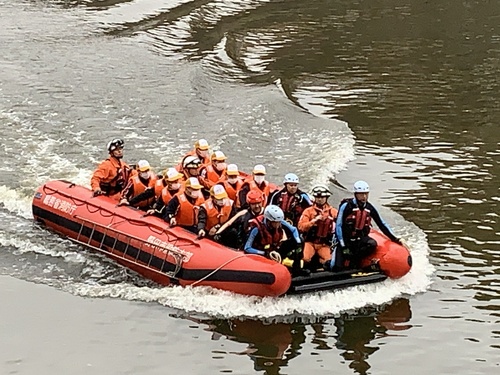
{"left": 0, "top": 183, "right": 433, "bottom": 319}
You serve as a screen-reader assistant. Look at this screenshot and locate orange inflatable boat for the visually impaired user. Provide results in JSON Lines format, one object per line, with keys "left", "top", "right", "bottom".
{"left": 31, "top": 180, "right": 411, "bottom": 297}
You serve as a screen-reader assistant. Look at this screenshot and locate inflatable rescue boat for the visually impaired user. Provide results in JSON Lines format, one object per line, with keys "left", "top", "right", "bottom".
{"left": 32, "top": 180, "right": 412, "bottom": 297}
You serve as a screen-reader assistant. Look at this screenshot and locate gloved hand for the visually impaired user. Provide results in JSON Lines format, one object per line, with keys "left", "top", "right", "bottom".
{"left": 269, "top": 251, "right": 282, "bottom": 263}
{"left": 341, "top": 246, "right": 352, "bottom": 257}
{"left": 117, "top": 199, "right": 129, "bottom": 206}
{"left": 93, "top": 189, "right": 103, "bottom": 197}
{"left": 169, "top": 217, "right": 177, "bottom": 226}
{"left": 198, "top": 229, "right": 206, "bottom": 238}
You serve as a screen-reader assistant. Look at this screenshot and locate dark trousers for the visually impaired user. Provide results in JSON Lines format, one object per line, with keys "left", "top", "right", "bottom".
{"left": 334, "top": 235, "right": 377, "bottom": 270}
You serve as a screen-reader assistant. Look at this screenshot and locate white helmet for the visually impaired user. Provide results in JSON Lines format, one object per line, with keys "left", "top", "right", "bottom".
{"left": 107, "top": 138, "right": 124, "bottom": 152}
{"left": 264, "top": 205, "right": 284, "bottom": 222}
{"left": 353, "top": 180, "right": 370, "bottom": 193}
{"left": 311, "top": 185, "right": 331, "bottom": 197}
{"left": 283, "top": 173, "right": 299, "bottom": 184}
{"left": 183, "top": 156, "right": 201, "bottom": 169}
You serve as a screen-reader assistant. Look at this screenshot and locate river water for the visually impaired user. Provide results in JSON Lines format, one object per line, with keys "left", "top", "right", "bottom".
{"left": 0, "top": 0, "right": 498, "bottom": 374}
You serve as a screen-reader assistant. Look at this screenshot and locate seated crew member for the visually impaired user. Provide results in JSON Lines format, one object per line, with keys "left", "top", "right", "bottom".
{"left": 199, "top": 151, "right": 228, "bottom": 189}
{"left": 163, "top": 177, "right": 205, "bottom": 233}
{"left": 270, "top": 173, "right": 312, "bottom": 226}
{"left": 197, "top": 185, "right": 236, "bottom": 240}
{"left": 298, "top": 185, "right": 338, "bottom": 267}
{"left": 126, "top": 167, "right": 183, "bottom": 211}
{"left": 237, "top": 164, "right": 274, "bottom": 209}
{"left": 90, "top": 138, "right": 131, "bottom": 200}
{"left": 133, "top": 168, "right": 185, "bottom": 216}
{"left": 214, "top": 190, "right": 264, "bottom": 249}
{"left": 181, "top": 156, "right": 202, "bottom": 180}
{"left": 244, "top": 205, "right": 304, "bottom": 274}
{"left": 179, "top": 139, "right": 211, "bottom": 171}
{"left": 329, "top": 180, "right": 403, "bottom": 270}
{"left": 219, "top": 163, "right": 244, "bottom": 202}
{"left": 118, "top": 160, "right": 158, "bottom": 209}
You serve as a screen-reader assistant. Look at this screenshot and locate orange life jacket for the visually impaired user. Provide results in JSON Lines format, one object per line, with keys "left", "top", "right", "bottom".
{"left": 201, "top": 198, "right": 233, "bottom": 231}
{"left": 240, "top": 179, "right": 271, "bottom": 207}
{"left": 220, "top": 178, "right": 244, "bottom": 202}
{"left": 130, "top": 175, "right": 157, "bottom": 208}
{"left": 302, "top": 204, "right": 337, "bottom": 244}
{"left": 160, "top": 185, "right": 184, "bottom": 205}
{"left": 154, "top": 178, "right": 167, "bottom": 197}
{"left": 199, "top": 164, "right": 224, "bottom": 189}
{"left": 175, "top": 192, "right": 204, "bottom": 227}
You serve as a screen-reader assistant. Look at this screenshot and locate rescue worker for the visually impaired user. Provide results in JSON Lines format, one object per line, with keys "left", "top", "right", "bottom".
{"left": 270, "top": 173, "right": 312, "bottom": 226}
{"left": 126, "top": 167, "right": 183, "bottom": 211}
{"left": 180, "top": 139, "right": 211, "bottom": 170}
{"left": 90, "top": 138, "right": 131, "bottom": 200}
{"left": 181, "top": 156, "right": 202, "bottom": 180}
{"left": 134, "top": 168, "right": 185, "bottom": 216}
{"left": 219, "top": 163, "right": 244, "bottom": 202}
{"left": 214, "top": 190, "right": 264, "bottom": 249}
{"left": 237, "top": 164, "right": 274, "bottom": 209}
{"left": 244, "top": 205, "right": 304, "bottom": 274}
{"left": 298, "top": 185, "right": 338, "bottom": 267}
{"left": 199, "top": 150, "right": 228, "bottom": 189}
{"left": 330, "top": 180, "right": 403, "bottom": 270}
{"left": 163, "top": 177, "right": 205, "bottom": 233}
{"left": 118, "top": 160, "right": 158, "bottom": 209}
{"left": 197, "top": 185, "right": 236, "bottom": 240}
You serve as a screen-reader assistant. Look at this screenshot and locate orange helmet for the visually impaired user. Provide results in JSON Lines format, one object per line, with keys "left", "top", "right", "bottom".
{"left": 247, "top": 190, "right": 264, "bottom": 204}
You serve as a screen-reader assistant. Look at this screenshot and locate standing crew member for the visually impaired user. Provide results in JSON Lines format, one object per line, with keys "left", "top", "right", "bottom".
{"left": 90, "top": 138, "right": 130, "bottom": 200}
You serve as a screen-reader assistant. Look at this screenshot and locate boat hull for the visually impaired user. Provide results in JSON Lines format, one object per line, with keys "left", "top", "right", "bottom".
{"left": 31, "top": 180, "right": 411, "bottom": 297}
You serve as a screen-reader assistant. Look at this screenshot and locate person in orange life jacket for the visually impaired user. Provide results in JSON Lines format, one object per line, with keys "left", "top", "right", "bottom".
{"left": 131, "top": 167, "right": 184, "bottom": 216}
{"left": 298, "top": 185, "right": 338, "bottom": 266}
{"left": 237, "top": 164, "right": 274, "bottom": 209}
{"left": 163, "top": 177, "right": 205, "bottom": 234}
{"left": 179, "top": 139, "right": 211, "bottom": 171}
{"left": 328, "top": 180, "right": 403, "bottom": 271}
{"left": 244, "top": 205, "right": 304, "bottom": 274}
{"left": 215, "top": 189, "right": 264, "bottom": 249}
{"left": 199, "top": 151, "right": 228, "bottom": 190}
{"left": 91, "top": 138, "right": 131, "bottom": 200}
{"left": 118, "top": 160, "right": 158, "bottom": 209}
{"left": 219, "top": 163, "right": 244, "bottom": 202}
{"left": 197, "top": 185, "right": 236, "bottom": 240}
{"left": 270, "top": 173, "right": 312, "bottom": 226}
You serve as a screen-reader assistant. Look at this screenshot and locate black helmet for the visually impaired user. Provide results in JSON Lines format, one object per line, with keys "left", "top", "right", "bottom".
{"left": 311, "top": 185, "right": 331, "bottom": 198}
{"left": 107, "top": 138, "right": 124, "bottom": 152}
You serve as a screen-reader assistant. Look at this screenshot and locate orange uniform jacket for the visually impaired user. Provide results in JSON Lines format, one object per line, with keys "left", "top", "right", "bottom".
{"left": 298, "top": 204, "right": 338, "bottom": 244}
{"left": 90, "top": 157, "right": 130, "bottom": 196}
